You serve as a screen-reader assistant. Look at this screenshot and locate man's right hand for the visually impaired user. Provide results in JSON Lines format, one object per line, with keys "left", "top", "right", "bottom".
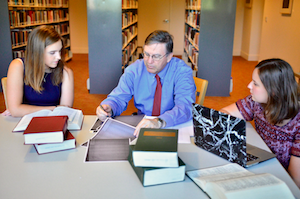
{"left": 96, "top": 104, "right": 112, "bottom": 121}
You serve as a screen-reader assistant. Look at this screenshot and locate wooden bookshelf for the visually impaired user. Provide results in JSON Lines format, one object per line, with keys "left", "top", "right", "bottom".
{"left": 86, "top": 0, "right": 138, "bottom": 94}
{"left": 7, "top": 0, "right": 72, "bottom": 61}
{"left": 184, "top": 0, "right": 237, "bottom": 96}
{"left": 122, "top": 0, "right": 138, "bottom": 71}
{"left": 184, "top": 1, "right": 200, "bottom": 71}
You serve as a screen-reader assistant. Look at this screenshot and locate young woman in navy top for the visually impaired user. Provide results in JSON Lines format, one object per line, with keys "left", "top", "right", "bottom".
{"left": 3, "top": 25, "right": 74, "bottom": 117}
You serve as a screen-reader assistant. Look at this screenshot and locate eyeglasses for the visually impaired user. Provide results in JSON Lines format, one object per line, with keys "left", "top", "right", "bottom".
{"left": 142, "top": 52, "right": 168, "bottom": 61}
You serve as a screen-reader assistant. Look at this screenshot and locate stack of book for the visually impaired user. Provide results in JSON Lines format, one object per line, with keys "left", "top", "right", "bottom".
{"left": 23, "top": 115, "right": 76, "bottom": 155}
{"left": 128, "top": 128, "right": 186, "bottom": 187}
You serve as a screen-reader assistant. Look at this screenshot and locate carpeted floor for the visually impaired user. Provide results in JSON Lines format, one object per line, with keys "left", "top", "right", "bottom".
{"left": 0, "top": 54, "right": 258, "bottom": 115}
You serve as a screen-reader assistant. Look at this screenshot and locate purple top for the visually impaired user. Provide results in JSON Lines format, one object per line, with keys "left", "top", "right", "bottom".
{"left": 22, "top": 58, "right": 62, "bottom": 106}
{"left": 236, "top": 95, "right": 300, "bottom": 169}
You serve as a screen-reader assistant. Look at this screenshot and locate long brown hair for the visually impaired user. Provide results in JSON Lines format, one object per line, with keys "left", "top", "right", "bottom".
{"left": 256, "top": 58, "right": 300, "bottom": 124}
{"left": 24, "top": 25, "right": 65, "bottom": 92}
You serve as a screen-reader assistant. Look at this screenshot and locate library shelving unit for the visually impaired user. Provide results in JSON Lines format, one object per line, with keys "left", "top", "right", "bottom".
{"left": 184, "top": 0, "right": 200, "bottom": 71}
{"left": 122, "top": 1, "right": 138, "bottom": 71}
{"left": 7, "top": 0, "right": 72, "bottom": 61}
{"left": 184, "top": 0, "right": 237, "bottom": 96}
{"left": 87, "top": 0, "right": 138, "bottom": 94}
{"left": 0, "top": 0, "right": 12, "bottom": 92}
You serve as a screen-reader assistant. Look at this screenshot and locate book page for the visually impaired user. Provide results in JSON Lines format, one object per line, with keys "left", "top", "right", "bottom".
{"left": 49, "top": 106, "right": 78, "bottom": 122}
{"left": 13, "top": 109, "right": 52, "bottom": 132}
{"left": 213, "top": 173, "right": 284, "bottom": 192}
{"left": 186, "top": 163, "right": 253, "bottom": 190}
{"left": 87, "top": 118, "right": 135, "bottom": 143}
{"left": 206, "top": 173, "right": 295, "bottom": 199}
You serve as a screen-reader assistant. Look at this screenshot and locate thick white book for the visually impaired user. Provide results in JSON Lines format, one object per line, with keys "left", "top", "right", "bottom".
{"left": 13, "top": 106, "right": 83, "bottom": 132}
{"left": 132, "top": 128, "right": 178, "bottom": 168}
{"left": 128, "top": 145, "right": 186, "bottom": 186}
{"left": 34, "top": 131, "right": 76, "bottom": 155}
{"left": 186, "top": 163, "right": 295, "bottom": 199}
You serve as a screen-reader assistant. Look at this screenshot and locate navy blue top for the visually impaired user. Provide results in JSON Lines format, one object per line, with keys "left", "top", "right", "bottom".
{"left": 22, "top": 58, "right": 62, "bottom": 106}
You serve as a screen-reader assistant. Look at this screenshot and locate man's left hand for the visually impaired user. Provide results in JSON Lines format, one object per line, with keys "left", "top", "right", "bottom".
{"left": 134, "top": 118, "right": 163, "bottom": 137}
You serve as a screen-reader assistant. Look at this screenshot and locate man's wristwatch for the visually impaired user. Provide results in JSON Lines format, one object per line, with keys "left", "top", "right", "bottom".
{"left": 157, "top": 118, "right": 166, "bottom": 128}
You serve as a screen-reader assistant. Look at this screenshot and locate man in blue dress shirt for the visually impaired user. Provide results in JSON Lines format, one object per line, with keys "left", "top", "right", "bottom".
{"left": 96, "top": 30, "right": 196, "bottom": 136}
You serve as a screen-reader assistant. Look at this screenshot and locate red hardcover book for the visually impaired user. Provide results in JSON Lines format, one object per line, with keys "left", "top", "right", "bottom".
{"left": 34, "top": 130, "right": 76, "bottom": 155}
{"left": 23, "top": 115, "right": 68, "bottom": 145}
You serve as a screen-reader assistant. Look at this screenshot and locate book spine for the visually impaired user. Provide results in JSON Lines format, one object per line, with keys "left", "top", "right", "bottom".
{"left": 128, "top": 146, "right": 145, "bottom": 186}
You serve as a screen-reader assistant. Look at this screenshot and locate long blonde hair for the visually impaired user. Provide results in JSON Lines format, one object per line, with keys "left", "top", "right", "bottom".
{"left": 24, "top": 25, "right": 65, "bottom": 92}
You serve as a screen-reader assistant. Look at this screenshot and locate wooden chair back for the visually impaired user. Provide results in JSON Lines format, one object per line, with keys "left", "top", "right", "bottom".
{"left": 193, "top": 76, "right": 208, "bottom": 105}
{"left": 1, "top": 77, "right": 8, "bottom": 109}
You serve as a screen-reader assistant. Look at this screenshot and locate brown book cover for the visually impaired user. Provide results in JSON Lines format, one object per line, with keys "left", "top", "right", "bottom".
{"left": 23, "top": 115, "right": 68, "bottom": 145}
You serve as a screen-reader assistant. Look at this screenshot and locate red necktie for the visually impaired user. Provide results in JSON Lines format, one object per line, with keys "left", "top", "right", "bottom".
{"left": 152, "top": 74, "right": 162, "bottom": 116}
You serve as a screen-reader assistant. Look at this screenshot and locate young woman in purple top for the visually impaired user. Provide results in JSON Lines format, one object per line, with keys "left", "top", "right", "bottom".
{"left": 221, "top": 58, "right": 300, "bottom": 188}
{"left": 2, "top": 25, "right": 74, "bottom": 117}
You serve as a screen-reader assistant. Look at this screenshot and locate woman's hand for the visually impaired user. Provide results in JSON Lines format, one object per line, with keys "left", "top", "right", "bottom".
{"left": 1, "top": 109, "right": 11, "bottom": 116}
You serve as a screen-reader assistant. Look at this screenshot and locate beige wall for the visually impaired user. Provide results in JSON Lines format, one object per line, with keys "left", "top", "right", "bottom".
{"left": 69, "top": 0, "right": 185, "bottom": 55}
{"left": 169, "top": 0, "right": 185, "bottom": 55}
{"left": 69, "top": 0, "right": 243, "bottom": 57}
{"left": 234, "top": 0, "right": 300, "bottom": 72}
{"left": 233, "top": 0, "right": 244, "bottom": 56}
{"left": 138, "top": 0, "right": 185, "bottom": 55}
{"left": 259, "top": 0, "right": 300, "bottom": 72}
{"left": 240, "top": 0, "right": 264, "bottom": 61}
{"left": 69, "top": 0, "right": 300, "bottom": 72}
{"left": 69, "top": 0, "right": 89, "bottom": 54}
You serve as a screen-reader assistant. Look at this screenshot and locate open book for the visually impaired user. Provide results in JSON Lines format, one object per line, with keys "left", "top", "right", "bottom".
{"left": 186, "top": 163, "right": 295, "bottom": 199}
{"left": 13, "top": 106, "right": 83, "bottom": 132}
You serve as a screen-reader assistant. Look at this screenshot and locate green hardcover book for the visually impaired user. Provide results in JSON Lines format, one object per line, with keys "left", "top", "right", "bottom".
{"left": 128, "top": 145, "right": 185, "bottom": 187}
{"left": 133, "top": 128, "right": 178, "bottom": 167}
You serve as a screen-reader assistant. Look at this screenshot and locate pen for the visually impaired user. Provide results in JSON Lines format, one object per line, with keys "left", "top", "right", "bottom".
{"left": 99, "top": 104, "right": 110, "bottom": 117}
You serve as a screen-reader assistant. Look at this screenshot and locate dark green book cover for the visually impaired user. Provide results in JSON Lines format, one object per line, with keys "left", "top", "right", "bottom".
{"left": 135, "top": 128, "right": 178, "bottom": 152}
{"left": 128, "top": 145, "right": 185, "bottom": 186}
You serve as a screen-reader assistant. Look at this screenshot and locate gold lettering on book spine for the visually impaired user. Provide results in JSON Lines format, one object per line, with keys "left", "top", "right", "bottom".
{"left": 143, "top": 131, "right": 175, "bottom": 137}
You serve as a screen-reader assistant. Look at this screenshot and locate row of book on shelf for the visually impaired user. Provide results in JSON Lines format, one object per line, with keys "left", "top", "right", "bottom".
{"left": 185, "top": 38, "right": 199, "bottom": 67}
{"left": 185, "top": 10, "right": 200, "bottom": 29}
{"left": 122, "top": 0, "right": 138, "bottom": 9}
{"left": 122, "top": 38, "right": 137, "bottom": 67}
{"left": 185, "top": 0, "right": 201, "bottom": 10}
{"left": 122, "top": 25, "right": 137, "bottom": 48}
{"left": 9, "top": 9, "right": 69, "bottom": 28}
{"left": 11, "top": 23, "right": 69, "bottom": 47}
{"left": 8, "top": 0, "right": 69, "bottom": 7}
{"left": 122, "top": 11, "right": 138, "bottom": 28}
{"left": 185, "top": 25, "right": 199, "bottom": 47}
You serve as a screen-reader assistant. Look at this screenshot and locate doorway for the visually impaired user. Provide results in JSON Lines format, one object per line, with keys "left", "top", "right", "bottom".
{"left": 138, "top": 0, "right": 185, "bottom": 55}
